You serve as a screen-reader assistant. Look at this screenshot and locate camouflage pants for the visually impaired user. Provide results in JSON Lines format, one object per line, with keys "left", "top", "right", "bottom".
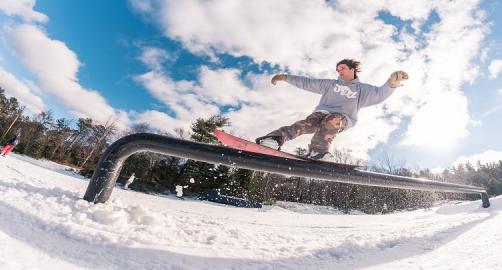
{"left": 267, "top": 111, "right": 347, "bottom": 153}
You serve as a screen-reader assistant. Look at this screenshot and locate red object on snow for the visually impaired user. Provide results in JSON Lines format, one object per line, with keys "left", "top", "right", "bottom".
{"left": 0, "top": 144, "right": 14, "bottom": 156}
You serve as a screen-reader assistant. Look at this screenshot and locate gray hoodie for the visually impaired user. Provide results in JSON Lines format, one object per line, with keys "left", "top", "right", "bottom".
{"left": 285, "top": 75, "right": 396, "bottom": 129}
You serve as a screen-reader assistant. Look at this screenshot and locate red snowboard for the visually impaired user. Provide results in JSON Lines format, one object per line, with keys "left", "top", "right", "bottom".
{"left": 213, "top": 130, "right": 360, "bottom": 169}
{"left": 214, "top": 129, "right": 304, "bottom": 160}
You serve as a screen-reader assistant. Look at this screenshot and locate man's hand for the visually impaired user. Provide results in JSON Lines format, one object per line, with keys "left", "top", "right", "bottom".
{"left": 386, "top": 71, "right": 408, "bottom": 88}
{"left": 271, "top": 74, "right": 287, "bottom": 85}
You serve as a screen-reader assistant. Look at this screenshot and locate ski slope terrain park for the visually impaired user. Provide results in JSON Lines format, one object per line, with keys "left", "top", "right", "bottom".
{"left": 0, "top": 154, "right": 501, "bottom": 270}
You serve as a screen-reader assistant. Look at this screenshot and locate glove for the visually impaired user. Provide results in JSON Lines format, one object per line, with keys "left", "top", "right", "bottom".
{"left": 386, "top": 71, "right": 408, "bottom": 88}
{"left": 271, "top": 74, "right": 287, "bottom": 85}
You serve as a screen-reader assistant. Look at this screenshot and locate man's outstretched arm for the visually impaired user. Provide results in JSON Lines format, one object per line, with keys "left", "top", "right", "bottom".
{"left": 359, "top": 71, "right": 408, "bottom": 107}
{"left": 271, "top": 74, "right": 334, "bottom": 94}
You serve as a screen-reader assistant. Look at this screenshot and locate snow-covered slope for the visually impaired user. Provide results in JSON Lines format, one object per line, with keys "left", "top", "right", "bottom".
{"left": 0, "top": 154, "right": 500, "bottom": 270}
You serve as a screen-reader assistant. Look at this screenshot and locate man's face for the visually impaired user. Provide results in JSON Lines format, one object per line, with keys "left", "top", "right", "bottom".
{"left": 336, "top": 64, "right": 355, "bottom": 81}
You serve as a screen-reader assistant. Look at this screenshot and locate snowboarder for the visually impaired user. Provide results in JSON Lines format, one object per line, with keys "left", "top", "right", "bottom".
{"left": 0, "top": 131, "right": 20, "bottom": 157}
{"left": 256, "top": 59, "right": 408, "bottom": 160}
{"left": 123, "top": 173, "right": 135, "bottom": 189}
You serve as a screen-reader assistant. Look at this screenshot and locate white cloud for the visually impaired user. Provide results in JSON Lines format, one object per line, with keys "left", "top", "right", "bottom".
{"left": 196, "top": 67, "right": 249, "bottom": 106}
{"left": 0, "top": 0, "right": 48, "bottom": 23}
{"left": 134, "top": 70, "right": 219, "bottom": 121}
{"left": 135, "top": 67, "right": 249, "bottom": 120}
{"left": 0, "top": 65, "right": 45, "bottom": 113}
{"left": 139, "top": 0, "right": 405, "bottom": 75}
{"left": 134, "top": 110, "right": 188, "bottom": 132}
{"left": 488, "top": 59, "right": 502, "bottom": 79}
{"left": 129, "top": 0, "right": 154, "bottom": 13}
{"left": 136, "top": 46, "right": 258, "bottom": 120}
{"left": 453, "top": 150, "right": 502, "bottom": 167}
{"left": 6, "top": 24, "right": 128, "bottom": 127}
{"left": 131, "top": 0, "right": 487, "bottom": 158}
{"left": 138, "top": 46, "right": 173, "bottom": 71}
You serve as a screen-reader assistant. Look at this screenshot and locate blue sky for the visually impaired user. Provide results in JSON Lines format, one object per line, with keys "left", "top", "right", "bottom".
{"left": 1, "top": 0, "right": 502, "bottom": 171}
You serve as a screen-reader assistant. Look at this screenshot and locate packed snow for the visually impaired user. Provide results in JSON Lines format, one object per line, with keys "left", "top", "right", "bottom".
{"left": 0, "top": 153, "right": 500, "bottom": 269}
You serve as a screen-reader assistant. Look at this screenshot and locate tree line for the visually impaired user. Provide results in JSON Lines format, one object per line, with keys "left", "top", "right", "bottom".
{"left": 1, "top": 87, "right": 500, "bottom": 213}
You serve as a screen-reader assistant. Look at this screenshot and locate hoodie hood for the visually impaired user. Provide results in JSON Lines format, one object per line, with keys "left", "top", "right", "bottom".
{"left": 337, "top": 76, "right": 359, "bottom": 85}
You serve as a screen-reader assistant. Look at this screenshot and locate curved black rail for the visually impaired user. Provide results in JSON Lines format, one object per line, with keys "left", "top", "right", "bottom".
{"left": 84, "top": 133, "right": 490, "bottom": 208}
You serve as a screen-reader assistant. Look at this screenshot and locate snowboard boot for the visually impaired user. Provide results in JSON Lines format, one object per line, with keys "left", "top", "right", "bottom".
{"left": 255, "top": 135, "right": 284, "bottom": 150}
{"left": 307, "top": 151, "right": 335, "bottom": 162}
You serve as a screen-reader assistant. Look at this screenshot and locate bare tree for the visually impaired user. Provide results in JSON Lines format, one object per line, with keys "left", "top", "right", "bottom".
{"left": 371, "top": 151, "right": 406, "bottom": 174}
{"left": 173, "top": 127, "right": 190, "bottom": 139}
{"left": 49, "top": 118, "right": 74, "bottom": 160}
{"left": 78, "top": 119, "right": 117, "bottom": 168}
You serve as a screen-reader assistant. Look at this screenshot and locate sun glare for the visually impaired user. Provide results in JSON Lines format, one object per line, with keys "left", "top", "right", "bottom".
{"left": 402, "top": 91, "right": 469, "bottom": 151}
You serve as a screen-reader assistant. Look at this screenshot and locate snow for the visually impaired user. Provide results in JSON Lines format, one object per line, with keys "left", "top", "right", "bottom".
{"left": 0, "top": 153, "right": 501, "bottom": 270}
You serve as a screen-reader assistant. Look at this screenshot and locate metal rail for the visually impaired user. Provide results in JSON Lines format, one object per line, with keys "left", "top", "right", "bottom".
{"left": 84, "top": 133, "right": 491, "bottom": 208}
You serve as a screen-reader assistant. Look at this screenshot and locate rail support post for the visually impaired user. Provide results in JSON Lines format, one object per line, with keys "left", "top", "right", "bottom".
{"left": 481, "top": 192, "right": 490, "bottom": 208}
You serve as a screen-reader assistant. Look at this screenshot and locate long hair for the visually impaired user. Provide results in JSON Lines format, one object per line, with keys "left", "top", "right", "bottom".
{"left": 336, "top": 59, "right": 361, "bottom": 78}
